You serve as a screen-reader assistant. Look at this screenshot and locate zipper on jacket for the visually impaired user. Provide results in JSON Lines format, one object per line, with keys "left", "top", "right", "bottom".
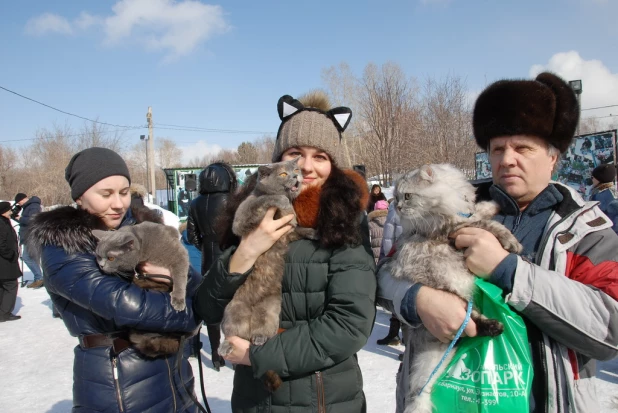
{"left": 315, "top": 372, "right": 325, "bottom": 413}
{"left": 165, "top": 357, "right": 177, "bottom": 412}
{"left": 513, "top": 213, "right": 522, "bottom": 232}
{"left": 112, "top": 357, "right": 125, "bottom": 413}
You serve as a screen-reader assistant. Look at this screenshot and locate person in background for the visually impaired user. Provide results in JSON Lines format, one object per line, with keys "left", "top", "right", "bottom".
{"left": 187, "top": 161, "right": 238, "bottom": 371}
{"left": 589, "top": 164, "right": 617, "bottom": 208}
{"left": 376, "top": 199, "right": 404, "bottom": 348}
{"left": 368, "top": 199, "right": 389, "bottom": 263}
{"left": 0, "top": 201, "right": 22, "bottom": 322}
{"left": 367, "top": 184, "right": 387, "bottom": 212}
{"left": 28, "top": 147, "right": 201, "bottom": 413}
{"left": 589, "top": 164, "right": 618, "bottom": 235}
{"left": 12, "top": 193, "right": 44, "bottom": 289}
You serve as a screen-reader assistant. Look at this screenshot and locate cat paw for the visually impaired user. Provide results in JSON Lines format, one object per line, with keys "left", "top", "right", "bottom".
{"left": 501, "top": 236, "right": 523, "bottom": 254}
{"left": 251, "top": 335, "right": 268, "bottom": 346}
{"left": 263, "top": 370, "right": 283, "bottom": 392}
{"left": 171, "top": 297, "right": 186, "bottom": 312}
{"left": 473, "top": 201, "right": 500, "bottom": 219}
{"left": 218, "top": 340, "right": 233, "bottom": 357}
{"left": 477, "top": 318, "right": 504, "bottom": 337}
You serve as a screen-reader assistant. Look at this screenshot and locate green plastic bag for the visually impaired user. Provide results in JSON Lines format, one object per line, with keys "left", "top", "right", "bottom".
{"left": 430, "top": 279, "right": 533, "bottom": 412}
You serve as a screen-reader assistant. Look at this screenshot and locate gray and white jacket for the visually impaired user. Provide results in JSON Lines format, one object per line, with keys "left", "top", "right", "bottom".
{"left": 377, "top": 183, "right": 618, "bottom": 413}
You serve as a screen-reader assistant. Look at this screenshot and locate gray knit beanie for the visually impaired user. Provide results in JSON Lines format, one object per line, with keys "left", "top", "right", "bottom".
{"left": 272, "top": 93, "right": 352, "bottom": 167}
{"left": 65, "top": 147, "right": 131, "bottom": 200}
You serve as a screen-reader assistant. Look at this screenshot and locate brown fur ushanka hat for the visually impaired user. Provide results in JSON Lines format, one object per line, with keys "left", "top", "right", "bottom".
{"left": 473, "top": 72, "right": 580, "bottom": 153}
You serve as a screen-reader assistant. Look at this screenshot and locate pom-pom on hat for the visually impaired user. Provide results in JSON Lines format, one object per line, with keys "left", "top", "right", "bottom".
{"left": 592, "top": 164, "right": 616, "bottom": 184}
{"left": 473, "top": 72, "right": 580, "bottom": 153}
{"left": 65, "top": 147, "right": 131, "bottom": 200}
{"left": 272, "top": 91, "right": 353, "bottom": 167}
{"left": 14, "top": 193, "right": 27, "bottom": 204}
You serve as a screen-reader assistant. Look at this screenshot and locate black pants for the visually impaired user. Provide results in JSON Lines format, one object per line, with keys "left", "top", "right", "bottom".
{"left": 206, "top": 323, "right": 222, "bottom": 354}
{"left": 0, "top": 279, "right": 18, "bottom": 318}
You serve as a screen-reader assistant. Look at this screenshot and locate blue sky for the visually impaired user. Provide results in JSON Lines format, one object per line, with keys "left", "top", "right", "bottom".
{"left": 1, "top": 0, "right": 617, "bottom": 162}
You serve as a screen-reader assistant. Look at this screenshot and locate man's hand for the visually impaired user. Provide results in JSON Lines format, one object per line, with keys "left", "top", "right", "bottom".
{"left": 221, "top": 336, "right": 252, "bottom": 366}
{"left": 450, "top": 227, "right": 509, "bottom": 279}
{"left": 416, "top": 287, "right": 477, "bottom": 343}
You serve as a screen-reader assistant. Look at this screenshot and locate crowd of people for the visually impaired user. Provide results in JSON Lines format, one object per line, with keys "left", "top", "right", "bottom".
{"left": 2, "top": 71, "right": 617, "bottom": 413}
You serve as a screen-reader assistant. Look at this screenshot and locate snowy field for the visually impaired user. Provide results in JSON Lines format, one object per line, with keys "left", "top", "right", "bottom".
{"left": 1, "top": 268, "right": 617, "bottom": 413}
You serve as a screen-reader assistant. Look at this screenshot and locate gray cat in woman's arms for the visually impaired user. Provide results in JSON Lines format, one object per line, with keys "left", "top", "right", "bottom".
{"left": 92, "top": 221, "right": 189, "bottom": 311}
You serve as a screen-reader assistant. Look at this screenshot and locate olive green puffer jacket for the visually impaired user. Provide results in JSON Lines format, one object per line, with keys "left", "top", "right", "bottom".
{"left": 194, "top": 238, "right": 377, "bottom": 413}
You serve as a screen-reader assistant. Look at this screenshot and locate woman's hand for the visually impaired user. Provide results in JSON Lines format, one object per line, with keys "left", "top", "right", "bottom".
{"left": 229, "top": 207, "right": 295, "bottom": 274}
{"left": 140, "top": 262, "right": 172, "bottom": 285}
{"left": 221, "top": 336, "right": 252, "bottom": 366}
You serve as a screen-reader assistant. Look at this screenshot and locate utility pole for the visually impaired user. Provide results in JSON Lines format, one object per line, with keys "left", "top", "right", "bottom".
{"left": 146, "top": 107, "right": 156, "bottom": 203}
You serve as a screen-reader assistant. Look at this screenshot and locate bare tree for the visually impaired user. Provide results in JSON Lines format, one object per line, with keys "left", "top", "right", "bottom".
{"left": 0, "top": 146, "right": 18, "bottom": 200}
{"left": 254, "top": 135, "right": 275, "bottom": 163}
{"left": 156, "top": 138, "right": 182, "bottom": 168}
{"left": 359, "top": 62, "right": 418, "bottom": 186}
{"left": 417, "top": 75, "right": 477, "bottom": 178}
{"left": 237, "top": 141, "right": 259, "bottom": 164}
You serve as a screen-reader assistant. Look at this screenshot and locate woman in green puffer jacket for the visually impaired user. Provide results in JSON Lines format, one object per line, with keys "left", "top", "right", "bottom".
{"left": 194, "top": 91, "right": 377, "bottom": 413}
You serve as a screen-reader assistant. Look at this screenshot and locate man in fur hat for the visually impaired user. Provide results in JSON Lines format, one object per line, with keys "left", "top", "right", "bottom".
{"left": 378, "top": 72, "right": 618, "bottom": 412}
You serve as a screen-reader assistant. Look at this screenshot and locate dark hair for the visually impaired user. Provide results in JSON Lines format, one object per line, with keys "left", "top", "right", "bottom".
{"left": 217, "top": 172, "right": 258, "bottom": 250}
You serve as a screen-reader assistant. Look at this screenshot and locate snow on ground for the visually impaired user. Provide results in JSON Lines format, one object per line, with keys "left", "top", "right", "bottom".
{"left": 1, "top": 268, "right": 617, "bottom": 413}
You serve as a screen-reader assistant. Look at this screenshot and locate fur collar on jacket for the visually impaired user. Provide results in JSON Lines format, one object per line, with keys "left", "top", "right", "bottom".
{"left": 27, "top": 205, "right": 163, "bottom": 260}
{"left": 219, "top": 166, "right": 369, "bottom": 250}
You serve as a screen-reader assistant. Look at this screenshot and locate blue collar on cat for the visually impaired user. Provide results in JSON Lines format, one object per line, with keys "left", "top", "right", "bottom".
{"left": 457, "top": 212, "right": 472, "bottom": 218}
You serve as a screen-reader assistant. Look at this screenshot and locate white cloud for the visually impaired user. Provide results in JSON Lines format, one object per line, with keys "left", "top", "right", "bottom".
{"left": 74, "top": 12, "right": 101, "bottom": 30}
{"left": 530, "top": 51, "right": 618, "bottom": 126}
{"left": 24, "top": 0, "right": 230, "bottom": 60}
{"left": 179, "top": 140, "right": 223, "bottom": 164}
{"left": 25, "top": 13, "right": 73, "bottom": 35}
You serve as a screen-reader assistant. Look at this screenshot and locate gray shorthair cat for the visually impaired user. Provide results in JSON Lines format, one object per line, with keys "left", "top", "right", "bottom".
{"left": 388, "top": 164, "right": 522, "bottom": 413}
{"left": 220, "top": 156, "right": 303, "bottom": 392}
{"left": 92, "top": 222, "right": 194, "bottom": 358}
{"left": 93, "top": 221, "right": 189, "bottom": 312}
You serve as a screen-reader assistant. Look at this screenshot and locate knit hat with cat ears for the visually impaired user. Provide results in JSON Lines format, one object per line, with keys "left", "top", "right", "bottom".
{"left": 272, "top": 91, "right": 352, "bottom": 167}
{"left": 473, "top": 72, "right": 580, "bottom": 153}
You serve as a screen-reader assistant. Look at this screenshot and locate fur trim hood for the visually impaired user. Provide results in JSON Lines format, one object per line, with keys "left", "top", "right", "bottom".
{"left": 27, "top": 205, "right": 163, "bottom": 260}
{"left": 218, "top": 167, "right": 369, "bottom": 250}
{"left": 473, "top": 72, "right": 579, "bottom": 153}
{"left": 368, "top": 209, "right": 388, "bottom": 222}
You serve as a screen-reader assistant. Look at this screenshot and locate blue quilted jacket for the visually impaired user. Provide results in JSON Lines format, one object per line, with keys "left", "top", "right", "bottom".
{"left": 31, "top": 206, "right": 203, "bottom": 413}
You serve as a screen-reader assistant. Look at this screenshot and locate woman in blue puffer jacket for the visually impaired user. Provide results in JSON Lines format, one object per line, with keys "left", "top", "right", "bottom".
{"left": 28, "top": 147, "right": 202, "bottom": 413}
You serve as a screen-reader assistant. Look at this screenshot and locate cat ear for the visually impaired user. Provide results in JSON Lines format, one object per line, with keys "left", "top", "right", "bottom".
{"left": 91, "top": 229, "right": 107, "bottom": 241}
{"left": 120, "top": 238, "right": 135, "bottom": 252}
{"left": 419, "top": 165, "right": 434, "bottom": 181}
{"left": 258, "top": 164, "right": 274, "bottom": 178}
{"left": 327, "top": 107, "right": 353, "bottom": 132}
{"left": 277, "top": 95, "right": 304, "bottom": 121}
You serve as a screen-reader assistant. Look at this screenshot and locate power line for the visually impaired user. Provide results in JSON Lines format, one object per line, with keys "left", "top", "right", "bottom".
{"left": 0, "top": 85, "right": 142, "bottom": 128}
{"left": 581, "top": 104, "right": 618, "bottom": 111}
{"left": 155, "top": 123, "right": 274, "bottom": 134}
{"left": 0, "top": 126, "right": 145, "bottom": 143}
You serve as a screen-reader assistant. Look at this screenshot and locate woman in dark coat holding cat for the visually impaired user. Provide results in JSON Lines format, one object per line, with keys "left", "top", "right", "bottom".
{"left": 194, "top": 92, "right": 377, "bottom": 412}
{"left": 28, "top": 147, "right": 202, "bottom": 413}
